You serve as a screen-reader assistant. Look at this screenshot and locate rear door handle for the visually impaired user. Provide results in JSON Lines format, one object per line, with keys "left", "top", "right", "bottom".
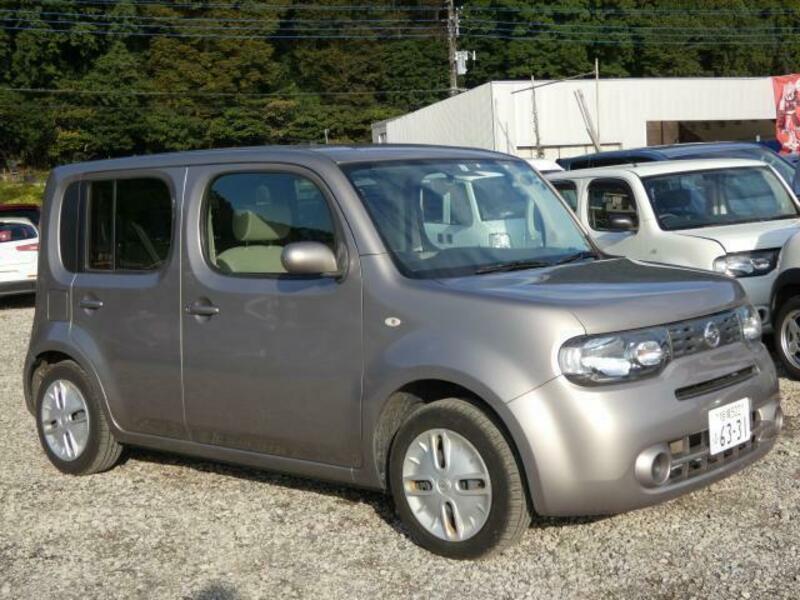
{"left": 185, "top": 301, "right": 220, "bottom": 317}
{"left": 79, "top": 296, "right": 104, "bottom": 310}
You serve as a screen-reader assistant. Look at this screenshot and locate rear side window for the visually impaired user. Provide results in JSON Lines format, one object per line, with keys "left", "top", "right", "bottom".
{"left": 587, "top": 179, "right": 638, "bottom": 231}
{"left": 86, "top": 178, "right": 173, "bottom": 272}
{"left": 0, "top": 222, "right": 36, "bottom": 242}
{"left": 552, "top": 181, "right": 578, "bottom": 211}
{"left": 204, "top": 172, "right": 336, "bottom": 275}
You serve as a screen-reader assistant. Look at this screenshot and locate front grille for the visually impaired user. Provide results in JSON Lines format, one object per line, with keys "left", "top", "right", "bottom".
{"left": 668, "top": 411, "right": 761, "bottom": 483}
{"left": 674, "top": 366, "right": 757, "bottom": 401}
{"left": 668, "top": 309, "right": 741, "bottom": 359}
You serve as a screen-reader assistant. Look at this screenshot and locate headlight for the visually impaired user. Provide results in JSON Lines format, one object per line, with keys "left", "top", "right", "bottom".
{"left": 559, "top": 327, "right": 670, "bottom": 385}
{"left": 712, "top": 250, "right": 778, "bottom": 278}
{"left": 736, "top": 304, "right": 762, "bottom": 341}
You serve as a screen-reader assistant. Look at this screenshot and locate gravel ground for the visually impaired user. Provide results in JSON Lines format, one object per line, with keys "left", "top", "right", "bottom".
{"left": 1, "top": 296, "right": 799, "bottom": 600}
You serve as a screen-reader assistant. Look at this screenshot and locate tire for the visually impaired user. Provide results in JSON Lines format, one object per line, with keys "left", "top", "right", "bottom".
{"left": 35, "top": 360, "right": 122, "bottom": 475}
{"left": 389, "top": 398, "right": 530, "bottom": 559}
{"left": 775, "top": 296, "right": 800, "bottom": 380}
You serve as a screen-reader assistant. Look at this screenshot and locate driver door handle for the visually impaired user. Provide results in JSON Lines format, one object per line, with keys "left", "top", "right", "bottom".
{"left": 185, "top": 301, "right": 220, "bottom": 317}
{"left": 79, "top": 296, "right": 104, "bottom": 311}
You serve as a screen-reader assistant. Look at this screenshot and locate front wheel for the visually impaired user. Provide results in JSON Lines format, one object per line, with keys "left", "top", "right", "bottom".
{"left": 776, "top": 297, "right": 800, "bottom": 380}
{"left": 389, "top": 398, "right": 530, "bottom": 559}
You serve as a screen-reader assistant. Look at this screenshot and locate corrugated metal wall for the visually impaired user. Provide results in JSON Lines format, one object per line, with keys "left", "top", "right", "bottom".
{"left": 374, "top": 77, "right": 777, "bottom": 160}
{"left": 378, "top": 83, "right": 497, "bottom": 149}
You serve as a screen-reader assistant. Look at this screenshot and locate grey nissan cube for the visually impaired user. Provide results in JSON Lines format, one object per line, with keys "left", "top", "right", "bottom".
{"left": 25, "top": 145, "right": 783, "bottom": 559}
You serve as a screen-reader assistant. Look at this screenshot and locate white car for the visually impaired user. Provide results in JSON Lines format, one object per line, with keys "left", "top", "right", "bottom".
{"left": 548, "top": 159, "right": 800, "bottom": 331}
{"left": 526, "top": 158, "right": 564, "bottom": 175}
{"left": 0, "top": 217, "right": 38, "bottom": 297}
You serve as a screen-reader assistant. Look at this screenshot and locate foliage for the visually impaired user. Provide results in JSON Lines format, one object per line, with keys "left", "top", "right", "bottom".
{"left": 1, "top": 0, "right": 800, "bottom": 167}
{"left": 0, "top": 180, "right": 47, "bottom": 205}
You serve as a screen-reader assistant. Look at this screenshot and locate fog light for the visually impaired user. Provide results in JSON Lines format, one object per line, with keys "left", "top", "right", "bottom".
{"left": 635, "top": 444, "right": 672, "bottom": 487}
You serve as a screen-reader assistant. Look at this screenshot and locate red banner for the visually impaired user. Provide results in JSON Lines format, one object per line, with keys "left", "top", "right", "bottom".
{"left": 773, "top": 74, "right": 800, "bottom": 155}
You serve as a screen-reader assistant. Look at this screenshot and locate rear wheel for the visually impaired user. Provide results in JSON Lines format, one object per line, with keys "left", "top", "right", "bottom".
{"left": 776, "top": 297, "right": 800, "bottom": 380}
{"left": 389, "top": 398, "right": 530, "bottom": 559}
{"left": 35, "top": 360, "right": 122, "bottom": 475}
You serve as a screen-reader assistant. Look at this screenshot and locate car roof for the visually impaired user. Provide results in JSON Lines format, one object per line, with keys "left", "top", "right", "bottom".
{"left": 0, "top": 216, "right": 37, "bottom": 228}
{"left": 51, "top": 144, "right": 518, "bottom": 178}
{"left": 548, "top": 158, "right": 769, "bottom": 180}
{"left": 558, "top": 141, "right": 784, "bottom": 167}
{"left": 0, "top": 203, "right": 40, "bottom": 211}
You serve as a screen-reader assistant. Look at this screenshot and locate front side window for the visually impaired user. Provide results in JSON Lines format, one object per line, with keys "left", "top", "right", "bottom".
{"left": 344, "top": 159, "right": 592, "bottom": 278}
{"left": 587, "top": 179, "right": 638, "bottom": 231}
{"left": 552, "top": 181, "right": 579, "bottom": 211}
{"left": 87, "top": 178, "right": 173, "bottom": 271}
{"left": 643, "top": 166, "right": 799, "bottom": 231}
{"left": 205, "top": 172, "right": 336, "bottom": 275}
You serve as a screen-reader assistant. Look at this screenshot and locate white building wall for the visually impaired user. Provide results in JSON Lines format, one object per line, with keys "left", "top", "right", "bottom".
{"left": 500, "top": 77, "right": 775, "bottom": 159}
{"left": 375, "top": 83, "right": 498, "bottom": 150}
{"left": 373, "top": 77, "right": 778, "bottom": 161}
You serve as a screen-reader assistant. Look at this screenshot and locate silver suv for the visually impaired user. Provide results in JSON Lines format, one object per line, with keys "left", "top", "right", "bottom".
{"left": 25, "top": 146, "right": 783, "bottom": 559}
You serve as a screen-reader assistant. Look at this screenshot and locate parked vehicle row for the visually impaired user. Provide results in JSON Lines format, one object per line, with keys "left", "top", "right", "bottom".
{"left": 0, "top": 216, "right": 38, "bottom": 297}
{"left": 556, "top": 141, "right": 800, "bottom": 195}
{"left": 24, "top": 145, "right": 783, "bottom": 559}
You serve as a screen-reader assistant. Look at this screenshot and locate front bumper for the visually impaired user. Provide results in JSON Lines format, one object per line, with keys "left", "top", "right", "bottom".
{"left": 508, "top": 341, "right": 781, "bottom": 517}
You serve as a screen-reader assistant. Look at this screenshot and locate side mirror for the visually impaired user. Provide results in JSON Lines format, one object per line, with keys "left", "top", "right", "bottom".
{"left": 281, "top": 242, "right": 339, "bottom": 275}
{"left": 608, "top": 214, "right": 637, "bottom": 232}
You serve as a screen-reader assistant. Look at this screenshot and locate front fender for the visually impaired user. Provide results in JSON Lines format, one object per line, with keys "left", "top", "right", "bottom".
{"left": 771, "top": 231, "right": 800, "bottom": 318}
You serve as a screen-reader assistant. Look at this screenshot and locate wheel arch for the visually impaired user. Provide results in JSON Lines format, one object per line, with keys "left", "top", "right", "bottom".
{"left": 771, "top": 268, "right": 800, "bottom": 327}
{"left": 371, "top": 378, "right": 539, "bottom": 515}
{"left": 25, "top": 344, "right": 116, "bottom": 432}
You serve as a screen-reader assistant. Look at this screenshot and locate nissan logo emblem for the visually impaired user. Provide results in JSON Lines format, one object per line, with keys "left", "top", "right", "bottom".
{"left": 704, "top": 321, "right": 721, "bottom": 348}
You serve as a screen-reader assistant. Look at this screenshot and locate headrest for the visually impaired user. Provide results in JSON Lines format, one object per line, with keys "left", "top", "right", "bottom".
{"left": 656, "top": 189, "right": 692, "bottom": 212}
{"left": 232, "top": 208, "right": 290, "bottom": 242}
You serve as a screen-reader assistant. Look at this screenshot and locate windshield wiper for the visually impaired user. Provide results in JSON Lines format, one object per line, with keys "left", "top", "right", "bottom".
{"left": 474, "top": 251, "right": 598, "bottom": 275}
{"left": 552, "top": 250, "right": 599, "bottom": 265}
{"left": 474, "top": 259, "right": 551, "bottom": 274}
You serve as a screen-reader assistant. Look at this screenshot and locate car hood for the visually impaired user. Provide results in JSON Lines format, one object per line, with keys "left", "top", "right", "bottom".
{"left": 675, "top": 219, "right": 800, "bottom": 253}
{"left": 436, "top": 258, "right": 743, "bottom": 334}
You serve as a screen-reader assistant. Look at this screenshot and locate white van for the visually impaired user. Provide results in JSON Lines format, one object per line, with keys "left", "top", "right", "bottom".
{"left": 549, "top": 159, "right": 800, "bottom": 330}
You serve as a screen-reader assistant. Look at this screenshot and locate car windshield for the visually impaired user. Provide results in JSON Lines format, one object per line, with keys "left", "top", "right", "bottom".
{"left": 643, "top": 166, "right": 799, "bottom": 231}
{"left": 680, "top": 147, "right": 796, "bottom": 188}
{"left": 344, "top": 159, "right": 593, "bottom": 278}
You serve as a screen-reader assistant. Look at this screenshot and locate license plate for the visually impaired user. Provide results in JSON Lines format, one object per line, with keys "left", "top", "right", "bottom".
{"left": 708, "top": 398, "right": 751, "bottom": 455}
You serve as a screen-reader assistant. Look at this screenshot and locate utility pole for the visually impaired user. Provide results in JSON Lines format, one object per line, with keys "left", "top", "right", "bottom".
{"left": 447, "top": 0, "right": 459, "bottom": 96}
{"left": 594, "top": 57, "right": 600, "bottom": 148}
{"left": 530, "top": 76, "right": 543, "bottom": 158}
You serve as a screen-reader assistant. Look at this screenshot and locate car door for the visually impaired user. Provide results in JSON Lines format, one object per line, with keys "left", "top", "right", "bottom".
{"left": 180, "top": 164, "right": 363, "bottom": 467}
{"left": 585, "top": 177, "right": 644, "bottom": 258}
{"left": 69, "top": 171, "right": 185, "bottom": 439}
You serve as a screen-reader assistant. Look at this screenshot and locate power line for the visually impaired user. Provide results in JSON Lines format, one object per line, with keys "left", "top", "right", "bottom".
{"left": 0, "top": 15, "right": 443, "bottom": 33}
{"left": 0, "top": 24, "right": 442, "bottom": 39}
{"left": 14, "top": 1, "right": 800, "bottom": 16}
{"left": 0, "top": 9, "right": 441, "bottom": 24}
{"left": 0, "top": 86, "right": 452, "bottom": 98}
{"left": 462, "top": 33, "right": 786, "bottom": 46}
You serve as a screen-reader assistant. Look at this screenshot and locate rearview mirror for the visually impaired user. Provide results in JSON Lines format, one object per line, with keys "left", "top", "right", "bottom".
{"left": 608, "top": 214, "right": 637, "bottom": 232}
{"left": 281, "top": 242, "right": 339, "bottom": 275}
